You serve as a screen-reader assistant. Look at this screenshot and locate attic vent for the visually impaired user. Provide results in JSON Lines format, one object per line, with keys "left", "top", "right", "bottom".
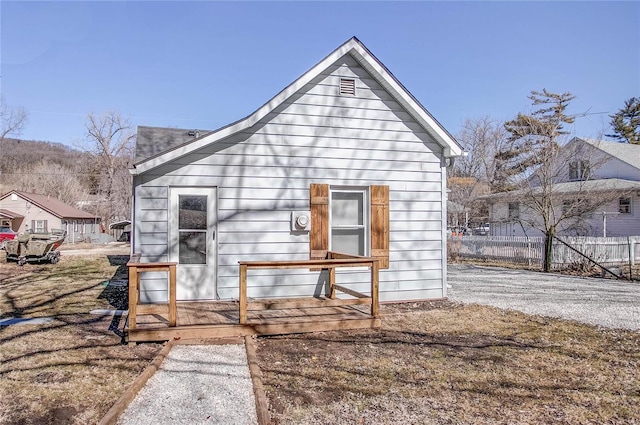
{"left": 187, "top": 130, "right": 200, "bottom": 138}
{"left": 339, "top": 78, "right": 356, "bottom": 96}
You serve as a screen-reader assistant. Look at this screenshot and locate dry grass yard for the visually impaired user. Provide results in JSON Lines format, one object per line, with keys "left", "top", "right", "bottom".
{"left": 257, "top": 301, "right": 640, "bottom": 425}
{"left": 0, "top": 251, "right": 161, "bottom": 425}
{"left": 1, "top": 250, "right": 639, "bottom": 424}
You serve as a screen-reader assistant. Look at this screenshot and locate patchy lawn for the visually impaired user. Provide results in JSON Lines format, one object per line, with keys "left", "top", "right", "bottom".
{"left": 0, "top": 251, "right": 161, "bottom": 425}
{"left": 257, "top": 301, "right": 640, "bottom": 425}
{"left": 2, "top": 250, "right": 639, "bottom": 424}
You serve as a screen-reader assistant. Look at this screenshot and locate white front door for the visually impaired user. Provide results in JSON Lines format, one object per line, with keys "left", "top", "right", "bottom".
{"left": 169, "top": 187, "right": 217, "bottom": 300}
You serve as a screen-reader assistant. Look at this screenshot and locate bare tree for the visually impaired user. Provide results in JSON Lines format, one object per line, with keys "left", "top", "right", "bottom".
{"left": 494, "top": 89, "right": 621, "bottom": 271}
{"left": 15, "top": 161, "right": 89, "bottom": 206}
{"left": 0, "top": 99, "right": 28, "bottom": 183}
{"left": 454, "top": 117, "right": 508, "bottom": 183}
{"left": 448, "top": 117, "right": 508, "bottom": 226}
{"left": 0, "top": 98, "right": 28, "bottom": 143}
{"left": 0, "top": 138, "right": 92, "bottom": 197}
{"left": 83, "top": 111, "right": 135, "bottom": 227}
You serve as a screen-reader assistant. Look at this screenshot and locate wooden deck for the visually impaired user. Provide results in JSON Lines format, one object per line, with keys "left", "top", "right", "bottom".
{"left": 127, "top": 299, "right": 381, "bottom": 342}
{"left": 126, "top": 252, "right": 381, "bottom": 343}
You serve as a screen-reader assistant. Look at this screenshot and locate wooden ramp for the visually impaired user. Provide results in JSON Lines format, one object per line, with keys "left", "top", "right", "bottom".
{"left": 127, "top": 299, "right": 381, "bottom": 343}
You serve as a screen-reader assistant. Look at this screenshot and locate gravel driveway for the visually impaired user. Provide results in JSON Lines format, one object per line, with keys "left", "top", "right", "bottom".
{"left": 447, "top": 264, "right": 640, "bottom": 331}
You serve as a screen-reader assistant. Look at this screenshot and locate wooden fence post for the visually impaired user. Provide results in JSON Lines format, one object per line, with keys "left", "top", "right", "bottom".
{"left": 239, "top": 264, "right": 248, "bottom": 325}
{"left": 329, "top": 267, "right": 336, "bottom": 299}
{"left": 169, "top": 264, "right": 177, "bottom": 327}
{"left": 371, "top": 259, "right": 379, "bottom": 317}
{"left": 128, "top": 265, "right": 138, "bottom": 330}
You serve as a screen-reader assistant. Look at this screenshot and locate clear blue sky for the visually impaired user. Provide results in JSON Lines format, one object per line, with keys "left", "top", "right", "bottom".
{"left": 2, "top": 1, "right": 639, "bottom": 147}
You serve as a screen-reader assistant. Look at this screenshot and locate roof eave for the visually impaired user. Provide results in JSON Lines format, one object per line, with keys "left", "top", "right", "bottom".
{"left": 348, "top": 42, "right": 463, "bottom": 157}
{"left": 480, "top": 180, "right": 640, "bottom": 201}
{"left": 132, "top": 37, "right": 462, "bottom": 175}
{"left": 1, "top": 190, "right": 98, "bottom": 220}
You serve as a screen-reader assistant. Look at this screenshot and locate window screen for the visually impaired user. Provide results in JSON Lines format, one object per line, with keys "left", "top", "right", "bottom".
{"left": 330, "top": 189, "right": 367, "bottom": 256}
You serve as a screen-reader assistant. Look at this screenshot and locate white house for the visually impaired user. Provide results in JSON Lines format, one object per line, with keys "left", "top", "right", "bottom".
{"left": 487, "top": 137, "right": 640, "bottom": 237}
{"left": 130, "top": 37, "right": 463, "bottom": 304}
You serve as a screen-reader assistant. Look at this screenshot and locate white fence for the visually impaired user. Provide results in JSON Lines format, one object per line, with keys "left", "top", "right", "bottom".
{"left": 448, "top": 235, "right": 640, "bottom": 269}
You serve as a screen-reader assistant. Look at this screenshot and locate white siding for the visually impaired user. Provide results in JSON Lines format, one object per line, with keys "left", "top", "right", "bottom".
{"left": 596, "top": 157, "right": 640, "bottom": 181}
{"left": 489, "top": 194, "right": 640, "bottom": 238}
{"left": 558, "top": 139, "right": 640, "bottom": 183}
{"left": 134, "top": 55, "right": 447, "bottom": 302}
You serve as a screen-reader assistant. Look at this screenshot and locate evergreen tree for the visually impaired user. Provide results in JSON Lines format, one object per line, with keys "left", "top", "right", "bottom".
{"left": 607, "top": 97, "right": 640, "bottom": 144}
{"left": 494, "top": 89, "right": 575, "bottom": 191}
{"left": 494, "top": 89, "right": 577, "bottom": 272}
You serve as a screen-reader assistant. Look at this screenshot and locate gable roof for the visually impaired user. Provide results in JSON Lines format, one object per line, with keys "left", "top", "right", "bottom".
{"left": 132, "top": 37, "right": 463, "bottom": 174}
{"left": 0, "top": 191, "right": 99, "bottom": 220}
{"left": 0, "top": 209, "right": 24, "bottom": 219}
{"left": 481, "top": 178, "right": 640, "bottom": 201}
{"left": 135, "top": 126, "right": 213, "bottom": 163}
{"left": 577, "top": 137, "right": 640, "bottom": 170}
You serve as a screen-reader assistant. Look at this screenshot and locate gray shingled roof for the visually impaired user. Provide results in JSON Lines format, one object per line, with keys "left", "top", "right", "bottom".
{"left": 548, "top": 178, "right": 640, "bottom": 193}
{"left": 580, "top": 138, "right": 640, "bottom": 170}
{"left": 135, "top": 126, "right": 213, "bottom": 163}
{"left": 482, "top": 178, "right": 640, "bottom": 201}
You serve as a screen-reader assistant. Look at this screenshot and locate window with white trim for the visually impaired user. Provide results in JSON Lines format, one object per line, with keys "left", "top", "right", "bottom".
{"left": 310, "top": 184, "right": 389, "bottom": 267}
{"left": 569, "top": 160, "right": 590, "bottom": 181}
{"left": 32, "top": 220, "right": 48, "bottom": 233}
{"left": 329, "top": 188, "right": 368, "bottom": 256}
{"left": 619, "top": 197, "right": 632, "bottom": 214}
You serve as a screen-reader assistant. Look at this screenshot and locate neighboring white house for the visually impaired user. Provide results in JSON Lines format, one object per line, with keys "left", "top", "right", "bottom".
{"left": 487, "top": 137, "right": 640, "bottom": 237}
{"left": 129, "top": 37, "right": 463, "bottom": 304}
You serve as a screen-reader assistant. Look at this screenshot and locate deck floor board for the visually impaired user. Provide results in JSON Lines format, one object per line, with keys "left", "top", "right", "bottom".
{"left": 128, "top": 299, "right": 379, "bottom": 342}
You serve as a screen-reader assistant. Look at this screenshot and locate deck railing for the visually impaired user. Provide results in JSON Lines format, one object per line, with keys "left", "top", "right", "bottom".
{"left": 238, "top": 251, "right": 379, "bottom": 325}
{"left": 127, "top": 254, "right": 177, "bottom": 330}
{"left": 127, "top": 252, "right": 379, "bottom": 331}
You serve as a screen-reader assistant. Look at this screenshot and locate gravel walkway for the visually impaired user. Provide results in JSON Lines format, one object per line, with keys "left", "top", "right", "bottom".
{"left": 447, "top": 264, "right": 640, "bottom": 331}
{"left": 117, "top": 344, "right": 258, "bottom": 425}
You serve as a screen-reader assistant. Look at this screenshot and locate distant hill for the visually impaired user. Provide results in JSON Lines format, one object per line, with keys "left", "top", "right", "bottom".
{"left": 0, "top": 136, "right": 133, "bottom": 226}
{"left": 0, "top": 138, "right": 95, "bottom": 204}
{"left": 0, "top": 138, "right": 88, "bottom": 174}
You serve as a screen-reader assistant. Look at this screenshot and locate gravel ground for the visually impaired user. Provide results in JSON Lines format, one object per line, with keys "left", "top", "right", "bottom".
{"left": 117, "top": 344, "right": 258, "bottom": 425}
{"left": 447, "top": 263, "right": 640, "bottom": 331}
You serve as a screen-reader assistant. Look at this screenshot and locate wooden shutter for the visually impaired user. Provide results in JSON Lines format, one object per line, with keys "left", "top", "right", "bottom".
{"left": 370, "top": 185, "right": 389, "bottom": 269}
{"left": 310, "top": 183, "right": 329, "bottom": 260}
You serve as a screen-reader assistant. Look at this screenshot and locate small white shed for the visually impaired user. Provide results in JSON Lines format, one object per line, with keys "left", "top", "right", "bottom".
{"left": 130, "top": 37, "right": 462, "bottom": 304}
